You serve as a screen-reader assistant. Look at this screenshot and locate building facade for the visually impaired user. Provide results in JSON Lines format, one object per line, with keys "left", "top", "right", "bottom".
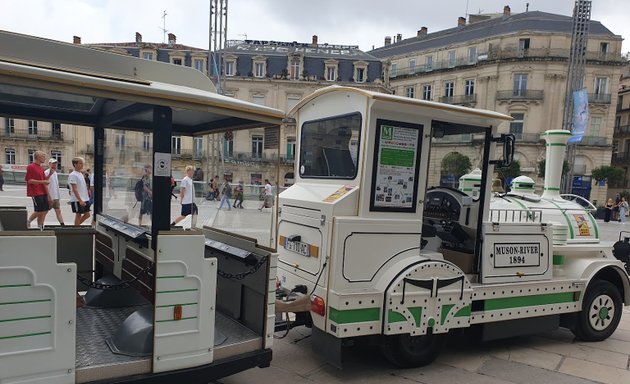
{"left": 369, "top": 6, "right": 626, "bottom": 204}
{"left": 612, "top": 71, "right": 630, "bottom": 196}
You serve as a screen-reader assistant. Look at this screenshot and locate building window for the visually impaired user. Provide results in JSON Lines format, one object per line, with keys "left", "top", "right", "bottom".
{"left": 353, "top": 61, "right": 368, "bottom": 83}
{"left": 391, "top": 63, "right": 397, "bottom": 77}
{"left": 409, "top": 59, "right": 416, "bottom": 74}
{"left": 28, "top": 149, "right": 35, "bottom": 164}
{"left": 28, "top": 120, "right": 38, "bottom": 136}
{"left": 51, "top": 150, "right": 62, "bottom": 165}
{"left": 513, "top": 73, "right": 528, "bottom": 95}
{"left": 250, "top": 173, "right": 262, "bottom": 186}
{"left": 223, "top": 138, "right": 233, "bottom": 158}
{"left": 194, "top": 137, "right": 204, "bottom": 158}
{"left": 252, "top": 136, "right": 263, "bottom": 159}
{"left": 464, "top": 79, "right": 475, "bottom": 96}
{"left": 590, "top": 116, "right": 602, "bottom": 136}
{"left": 600, "top": 42, "right": 609, "bottom": 55}
{"left": 509, "top": 113, "right": 524, "bottom": 135}
{"left": 51, "top": 122, "right": 61, "bottom": 139}
{"left": 115, "top": 132, "right": 125, "bottom": 149}
{"left": 518, "top": 38, "right": 530, "bottom": 56}
{"left": 143, "top": 134, "right": 151, "bottom": 151}
{"left": 425, "top": 55, "right": 433, "bottom": 71}
{"left": 171, "top": 136, "right": 181, "bottom": 155}
{"left": 290, "top": 57, "right": 301, "bottom": 80}
{"left": 405, "top": 86, "right": 415, "bottom": 98}
{"left": 325, "top": 65, "right": 337, "bottom": 81}
{"left": 444, "top": 81, "right": 454, "bottom": 98}
{"left": 194, "top": 58, "right": 205, "bottom": 72}
{"left": 142, "top": 51, "right": 154, "bottom": 60}
{"left": 286, "top": 137, "right": 296, "bottom": 161}
{"left": 5, "top": 148, "right": 15, "bottom": 164}
{"left": 252, "top": 94, "right": 265, "bottom": 106}
{"left": 468, "top": 47, "right": 477, "bottom": 64}
{"left": 447, "top": 50, "right": 456, "bottom": 68}
{"left": 594, "top": 77, "right": 608, "bottom": 95}
{"left": 5, "top": 118, "right": 14, "bottom": 134}
{"left": 172, "top": 58, "right": 183, "bottom": 65}
{"left": 225, "top": 60, "right": 236, "bottom": 76}
{"left": 254, "top": 62, "right": 265, "bottom": 78}
{"left": 422, "top": 84, "right": 432, "bottom": 100}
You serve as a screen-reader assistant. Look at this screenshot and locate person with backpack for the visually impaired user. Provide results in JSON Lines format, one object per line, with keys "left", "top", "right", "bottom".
{"left": 218, "top": 175, "right": 232, "bottom": 211}
{"left": 233, "top": 180, "right": 245, "bottom": 209}
{"left": 171, "top": 165, "right": 198, "bottom": 228}
{"left": 138, "top": 165, "right": 152, "bottom": 226}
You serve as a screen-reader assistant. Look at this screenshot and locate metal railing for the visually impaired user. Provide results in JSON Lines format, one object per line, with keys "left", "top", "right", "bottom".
{"left": 612, "top": 152, "right": 630, "bottom": 162}
{"left": 614, "top": 125, "right": 630, "bottom": 135}
{"left": 588, "top": 93, "right": 611, "bottom": 104}
{"left": 439, "top": 94, "right": 477, "bottom": 105}
{"left": 490, "top": 208, "right": 543, "bottom": 223}
{"left": 575, "top": 136, "right": 608, "bottom": 146}
{"left": 496, "top": 90, "right": 544, "bottom": 101}
{"left": 512, "top": 133, "right": 543, "bottom": 143}
{"left": 0, "top": 128, "right": 65, "bottom": 141}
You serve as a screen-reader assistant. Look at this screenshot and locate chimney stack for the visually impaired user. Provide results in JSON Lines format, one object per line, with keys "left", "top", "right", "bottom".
{"left": 458, "top": 16, "right": 466, "bottom": 27}
{"left": 541, "top": 130, "right": 572, "bottom": 200}
{"left": 417, "top": 27, "right": 428, "bottom": 37}
{"left": 73, "top": 36, "right": 81, "bottom": 45}
{"left": 503, "top": 5, "right": 511, "bottom": 16}
{"left": 384, "top": 36, "right": 392, "bottom": 46}
{"left": 135, "top": 32, "right": 142, "bottom": 43}
{"left": 312, "top": 35, "right": 318, "bottom": 45}
{"left": 168, "top": 33, "right": 176, "bottom": 46}
{"left": 396, "top": 33, "right": 402, "bottom": 43}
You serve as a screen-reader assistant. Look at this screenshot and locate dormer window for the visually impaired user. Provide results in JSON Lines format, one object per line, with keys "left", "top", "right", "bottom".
{"left": 288, "top": 54, "right": 304, "bottom": 80}
{"left": 169, "top": 51, "right": 185, "bottom": 66}
{"left": 224, "top": 54, "right": 237, "bottom": 76}
{"left": 140, "top": 48, "right": 156, "bottom": 61}
{"left": 353, "top": 61, "right": 368, "bottom": 83}
{"left": 324, "top": 59, "right": 339, "bottom": 81}
{"left": 192, "top": 54, "right": 207, "bottom": 72}
{"left": 252, "top": 56, "right": 266, "bottom": 78}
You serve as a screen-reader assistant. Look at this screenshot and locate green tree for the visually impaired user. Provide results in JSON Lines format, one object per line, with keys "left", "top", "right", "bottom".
{"left": 537, "top": 159, "right": 570, "bottom": 178}
{"left": 591, "top": 165, "right": 624, "bottom": 185}
{"left": 441, "top": 152, "right": 472, "bottom": 179}
{"left": 497, "top": 160, "right": 521, "bottom": 179}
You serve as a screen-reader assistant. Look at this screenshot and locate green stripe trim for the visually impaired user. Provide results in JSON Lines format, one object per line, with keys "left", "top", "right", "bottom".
{"left": 156, "top": 302, "right": 198, "bottom": 308}
{"left": 545, "top": 143, "right": 568, "bottom": 147}
{"left": 542, "top": 131, "right": 573, "bottom": 136}
{"left": 0, "top": 299, "right": 51, "bottom": 306}
{"left": 156, "top": 289, "right": 198, "bottom": 294}
{"left": 454, "top": 305, "right": 471, "bottom": 317}
{"left": 544, "top": 187, "right": 561, "bottom": 191}
{"left": 0, "top": 331, "right": 51, "bottom": 340}
{"left": 156, "top": 275, "right": 186, "bottom": 279}
{"left": 553, "top": 255, "right": 565, "bottom": 265}
{"left": 409, "top": 307, "right": 422, "bottom": 327}
{"left": 156, "top": 316, "right": 197, "bottom": 323}
{"left": 586, "top": 212, "right": 599, "bottom": 239}
{"left": 387, "top": 310, "right": 406, "bottom": 323}
{"left": 441, "top": 304, "right": 455, "bottom": 325}
{"left": 547, "top": 200, "right": 575, "bottom": 239}
{"left": 330, "top": 307, "right": 380, "bottom": 324}
{"left": 482, "top": 292, "right": 577, "bottom": 311}
{"left": 0, "top": 315, "right": 51, "bottom": 323}
{"left": 0, "top": 284, "right": 31, "bottom": 288}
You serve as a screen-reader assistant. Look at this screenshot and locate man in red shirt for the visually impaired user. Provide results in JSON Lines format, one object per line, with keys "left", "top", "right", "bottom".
{"left": 26, "top": 150, "right": 50, "bottom": 228}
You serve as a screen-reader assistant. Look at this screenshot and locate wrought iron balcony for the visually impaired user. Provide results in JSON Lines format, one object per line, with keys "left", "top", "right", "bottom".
{"left": 614, "top": 124, "right": 630, "bottom": 135}
{"left": 439, "top": 94, "right": 477, "bottom": 105}
{"left": 588, "top": 93, "right": 611, "bottom": 104}
{"left": 1, "top": 128, "right": 65, "bottom": 141}
{"left": 612, "top": 152, "right": 630, "bottom": 162}
{"left": 575, "top": 136, "right": 608, "bottom": 146}
{"left": 496, "top": 90, "right": 544, "bottom": 101}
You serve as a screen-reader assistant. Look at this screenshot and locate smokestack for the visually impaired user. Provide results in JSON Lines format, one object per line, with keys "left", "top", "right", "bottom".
{"left": 396, "top": 33, "right": 402, "bottom": 43}
{"left": 541, "top": 130, "right": 572, "bottom": 200}
{"left": 168, "top": 33, "right": 176, "bottom": 46}
{"left": 135, "top": 32, "right": 142, "bottom": 43}
{"left": 312, "top": 35, "right": 318, "bottom": 45}
{"left": 384, "top": 36, "right": 392, "bottom": 46}
{"left": 417, "top": 27, "right": 428, "bottom": 37}
{"left": 504, "top": 5, "right": 511, "bottom": 16}
{"left": 458, "top": 16, "right": 466, "bottom": 27}
{"left": 73, "top": 36, "right": 81, "bottom": 45}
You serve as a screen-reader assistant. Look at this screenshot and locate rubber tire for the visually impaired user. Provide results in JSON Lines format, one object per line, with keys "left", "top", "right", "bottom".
{"left": 571, "top": 280, "right": 623, "bottom": 342}
{"left": 381, "top": 330, "right": 446, "bottom": 368}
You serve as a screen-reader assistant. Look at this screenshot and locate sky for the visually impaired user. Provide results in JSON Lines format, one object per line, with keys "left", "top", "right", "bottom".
{"left": 1, "top": 0, "right": 629, "bottom": 53}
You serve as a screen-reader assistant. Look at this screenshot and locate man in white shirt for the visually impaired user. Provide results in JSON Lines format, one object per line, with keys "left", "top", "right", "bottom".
{"left": 45, "top": 158, "right": 65, "bottom": 226}
{"left": 68, "top": 157, "right": 91, "bottom": 226}
{"left": 258, "top": 179, "right": 274, "bottom": 211}
{"left": 171, "top": 165, "right": 198, "bottom": 228}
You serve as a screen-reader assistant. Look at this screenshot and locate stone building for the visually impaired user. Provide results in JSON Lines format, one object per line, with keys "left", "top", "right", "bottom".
{"left": 369, "top": 6, "right": 626, "bottom": 204}
{"left": 612, "top": 71, "right": 630, "bottom": 196}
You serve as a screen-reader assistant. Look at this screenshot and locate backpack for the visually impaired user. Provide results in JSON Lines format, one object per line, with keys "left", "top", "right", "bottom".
{"left": 134, "top": 179, "right": 144, "bottom": 202}
{"left": 224, "top": 183, "right": 232, "bottom": 198}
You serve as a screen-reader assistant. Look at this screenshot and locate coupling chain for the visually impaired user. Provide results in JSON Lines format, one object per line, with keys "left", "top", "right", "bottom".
{"left": 217, "top": 256, "right": 267, "bottom": 280}
{"left": 76, "top": 263, "right": 154, "bottom": 291}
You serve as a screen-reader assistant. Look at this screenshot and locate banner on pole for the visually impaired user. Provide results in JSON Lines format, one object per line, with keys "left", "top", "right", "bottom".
{"left": 568, "top": 89, "right": 589, "bottom": 144}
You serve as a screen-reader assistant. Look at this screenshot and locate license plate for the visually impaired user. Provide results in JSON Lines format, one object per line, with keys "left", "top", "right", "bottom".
{"left": 285, "top": 240, "right": 310, "bottom": 257}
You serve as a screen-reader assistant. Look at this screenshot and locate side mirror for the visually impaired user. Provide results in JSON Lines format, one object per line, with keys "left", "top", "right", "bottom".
{"left": 490, "top": 134, "right": 515, "bottom": 167}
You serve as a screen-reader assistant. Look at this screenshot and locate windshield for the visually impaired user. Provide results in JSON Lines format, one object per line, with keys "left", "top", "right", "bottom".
{"left": 299, "top": 112, "right": 361, "bottom": 179}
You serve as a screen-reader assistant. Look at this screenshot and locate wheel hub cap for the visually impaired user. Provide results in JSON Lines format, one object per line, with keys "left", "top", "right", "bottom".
{"left": 589, "top": 294, "right": 614, "bottom": 331}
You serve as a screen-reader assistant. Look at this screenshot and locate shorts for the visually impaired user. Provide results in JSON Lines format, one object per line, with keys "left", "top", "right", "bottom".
{"left": 180, "top": 203, "right": 198, "bottom": 216}
{"left": 32, "top": 195, "right": 50, "bottom": 212}
{"left": 50, "top": 199, "right": 60, "bottom": 210}
{"left": 70, "top": 201, "right": 91, "bottom": 214}
{"left": 140, "top": 199, "right": 153, "bottom": 215}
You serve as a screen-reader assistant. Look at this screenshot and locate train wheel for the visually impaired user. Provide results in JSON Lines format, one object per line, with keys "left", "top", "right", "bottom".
{"left": 380, "top": 330, "right": 446, "bottom": 368}
{"left": 572, "top": 280, "right": 622, "bottom": 342}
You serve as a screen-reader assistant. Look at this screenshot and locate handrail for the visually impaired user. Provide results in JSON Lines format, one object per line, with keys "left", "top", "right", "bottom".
{"left": 560, "top": 194, "right": 597, "bottom": 213}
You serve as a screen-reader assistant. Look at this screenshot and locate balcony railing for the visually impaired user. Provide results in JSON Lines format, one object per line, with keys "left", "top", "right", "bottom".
{"left": 612, "top": 152, "right": 630, "bottom": 162}
{"left": 222, "top": 151, "right": 294, "bottom": 164}
{"left": 614, "top": 125, "right": 630, "bottom": 135}
{"left": 496, "top": 90, "right": 544, "bottom": 101}
{"left": 575, "top": 136, "right": 608, "bottom": 146}
{"left": 439, "top": 94, "right": 477, "bottom": 105}
{"left": 588, "top": 93, "right": 611, "bottom": 104}
{"left": 1, "top": 128, "right": 65, "bottom": 141}
{"left": 512, "top": 133, "right": 543, "bottom": 143}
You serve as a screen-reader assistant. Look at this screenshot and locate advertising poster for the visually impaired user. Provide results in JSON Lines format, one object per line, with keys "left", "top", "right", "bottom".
{"left": 371, "top": 121, "right": 421, "bottom": 211}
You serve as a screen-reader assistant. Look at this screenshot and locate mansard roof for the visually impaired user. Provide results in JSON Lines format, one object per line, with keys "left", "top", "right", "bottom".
{"left": 221, "top": 40, "right": 381, "bottom": 61}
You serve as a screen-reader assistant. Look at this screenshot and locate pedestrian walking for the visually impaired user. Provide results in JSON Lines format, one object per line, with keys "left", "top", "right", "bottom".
{"left": 258, "top": 179, "right": 273, "bottom": 211}
{"left": 233, "top": 180, "right": 245, "bottom": 208}
{"left": 138, "top": 165, "right": 152, "bottom": 226}
{"left": 68, "top": 157, "right": 91, "bottom": 226}
{"left": 171, "top": 166, "right": 198, "bottom": 228}
{"left": 25, "top": 150, "right": 50, "bottom": 229}
{"left": 614, "top": 193, "right": 621, "bottom": 221}
{"left": 218, "top": 176, "right": 232, "bottom": 210}
{"left": 620, "top": 197, "right": 628, "bottom": 224}
{"left": 44, "top": 158, "right": 65, "bottom": 226}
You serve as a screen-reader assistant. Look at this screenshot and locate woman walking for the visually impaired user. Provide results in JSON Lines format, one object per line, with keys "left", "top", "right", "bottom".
{"left": 604, "top": 198, "right": 614, "bottom": 223}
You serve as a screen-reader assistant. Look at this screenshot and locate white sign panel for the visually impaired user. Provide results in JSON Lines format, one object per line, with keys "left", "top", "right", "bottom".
{"left": 154, "top": 152, "right": 171, "bottom": 177}
{"left": 493, "top": 243, "right": 541, "bottom": 268}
